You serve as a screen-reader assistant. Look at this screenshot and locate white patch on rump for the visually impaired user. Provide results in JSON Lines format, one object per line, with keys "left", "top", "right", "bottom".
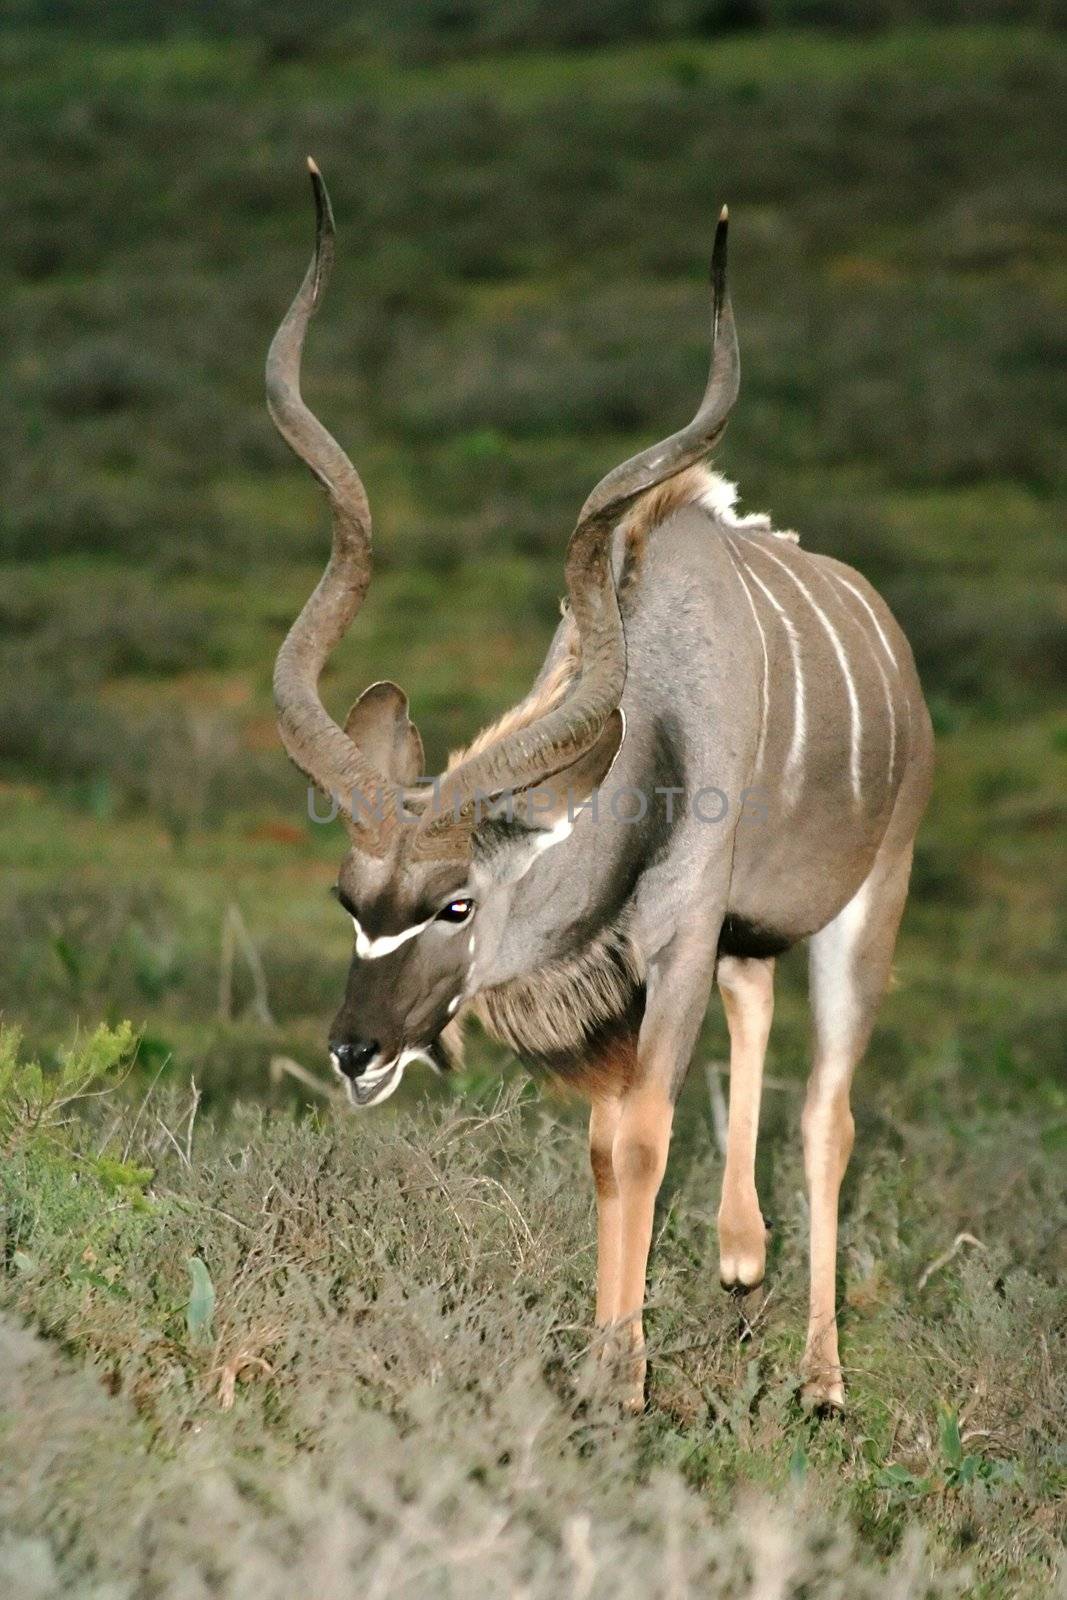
{"left": 808, "top": 876, "right": 871, "bottom": 1071}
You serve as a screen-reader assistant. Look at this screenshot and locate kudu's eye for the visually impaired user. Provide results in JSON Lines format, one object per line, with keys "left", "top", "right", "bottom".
{"left": 436, "top": 897, "right": 474, "bottom": 925}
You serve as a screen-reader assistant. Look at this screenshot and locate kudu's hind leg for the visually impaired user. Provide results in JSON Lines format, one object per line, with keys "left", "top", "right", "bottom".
{"left": 716, "top": 955, "right": 775, "bottom": 1291}
{"left": 801, "top": 846, "right": 913, "bottom": 1410}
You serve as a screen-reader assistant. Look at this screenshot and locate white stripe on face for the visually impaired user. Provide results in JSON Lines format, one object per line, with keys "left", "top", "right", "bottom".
{"left": 351, "top": 915, "right": 430, "bottom": 960}
{"left": 532, "top": 815, "right": 574, "bottom": 853}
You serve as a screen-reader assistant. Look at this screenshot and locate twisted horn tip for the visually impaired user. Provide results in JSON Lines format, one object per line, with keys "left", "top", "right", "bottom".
{"left": 303, "top": 157, "right": 334, "bottom": 308}
{"left": 711, "top": 205, "right": 729, "bottom": 289}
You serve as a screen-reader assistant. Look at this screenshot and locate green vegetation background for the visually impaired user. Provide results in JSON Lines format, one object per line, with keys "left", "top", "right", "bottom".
{"left": 0, "top": 4, "right": 1064, "bottom": 1595}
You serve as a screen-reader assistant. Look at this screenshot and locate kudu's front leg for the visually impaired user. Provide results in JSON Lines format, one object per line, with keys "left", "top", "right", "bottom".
{"left": 608, "top": 1079, "right": 675, "bottom": 1409}
{"left": 716, "top": 955, "right": 775, "bottom": 1290}
{"left": 588, "top": 1094, "right": 623, "bottom": 1326}
{"left": 588, "top": 1079, "right": 674, "bottom": 1411}
{"left": 588, "top": 924, "right": 718, "bottom": 1411}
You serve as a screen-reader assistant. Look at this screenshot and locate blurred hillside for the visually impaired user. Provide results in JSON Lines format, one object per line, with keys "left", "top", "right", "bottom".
{"left": 0, "top": 13, "right": 1063, "bottom": 1109}
{"left": 6, "top": 0, "right": 1063, "bottom": 53}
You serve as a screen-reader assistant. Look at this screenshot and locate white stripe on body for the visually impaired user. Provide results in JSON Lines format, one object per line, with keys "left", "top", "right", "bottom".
{"left": 744, "top": 540, "right": 864, "bottom": 806}
{"left": 826, "top": 567, "right": 911, "bottom": 776}
{"left": 816, "top": 568, "right": 897, "bottom": 792}
{"left": 727, "top": 536, "right": 807, "bottom": 807}
{"left": 828, "top": 571, "right": 899, "bottom": 667}
{"left": 722, "top": 539, "right": 771, "bottom": 772}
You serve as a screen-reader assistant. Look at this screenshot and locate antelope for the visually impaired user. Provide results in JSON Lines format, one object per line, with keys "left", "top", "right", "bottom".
{"left": 267, "top": 161, "right": 933, "bottom": 1412}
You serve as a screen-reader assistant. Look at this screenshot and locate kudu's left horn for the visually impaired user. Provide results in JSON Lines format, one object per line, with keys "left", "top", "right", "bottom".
{"left": 267, "top": 160, "right": 400, "bottom": 853}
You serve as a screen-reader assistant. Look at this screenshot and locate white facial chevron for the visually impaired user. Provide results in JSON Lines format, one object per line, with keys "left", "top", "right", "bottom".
{"left": 351, "top": 915, "right": 430, "bottom": 960}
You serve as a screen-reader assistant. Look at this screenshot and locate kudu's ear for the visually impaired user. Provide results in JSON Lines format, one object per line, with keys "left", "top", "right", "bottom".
{"left": 343, "top": 681, "right": 425, "bottom": 787}
{"left": 472, "top": 710, "right": 625, "bottom": 885}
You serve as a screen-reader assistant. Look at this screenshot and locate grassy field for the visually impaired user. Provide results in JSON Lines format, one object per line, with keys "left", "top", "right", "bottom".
{"left": 1, "top": 1024, "right": 1064, "bottom": 1597}
{"left": 0, "top": 11, "right": 1064, "bottom": 1596}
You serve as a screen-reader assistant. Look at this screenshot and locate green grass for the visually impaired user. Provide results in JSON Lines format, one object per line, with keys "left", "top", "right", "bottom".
{"left": 6, "top": 24, "right": 1056, "bottom": 107}
{"left": 0, "top": 1025, "right": 1064, "bottom": 1597}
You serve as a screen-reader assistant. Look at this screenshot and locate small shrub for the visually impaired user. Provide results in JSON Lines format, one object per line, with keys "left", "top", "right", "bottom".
{"left": 0, "top": 1020, "right": 135, "bottom": 1155}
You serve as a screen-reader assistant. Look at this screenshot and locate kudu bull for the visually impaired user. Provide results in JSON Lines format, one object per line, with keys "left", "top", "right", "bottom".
{"left": 268, "top": 161, "right": 933, "bottom": 1411}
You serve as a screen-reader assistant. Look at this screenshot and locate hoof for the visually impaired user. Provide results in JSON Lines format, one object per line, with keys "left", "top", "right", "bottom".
{"left": 620, "top": 1381, "right": 647, "bottom": 1416}
{"left": 800, "top": 1376, "right": 846, "bottom": 1415}
{"left": 717, "top": 1200, "right": 770, "bottom": 1293}
{"left": 717, "top": 1243, "right": 768, "bottom": 1294}
{"left": 720, "top": 1274, "right": 765, "bottom": 1296}
{"left": 592, "top": 1326, "right": 647, "bottom": 1414}
{"left": 719, "top": 1263, "right": 766, "bottom": 1291}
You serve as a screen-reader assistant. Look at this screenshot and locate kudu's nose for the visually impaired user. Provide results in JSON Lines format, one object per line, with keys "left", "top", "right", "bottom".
{"left": 331, "top": 1039, "right": 380, "bottom": 1080}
